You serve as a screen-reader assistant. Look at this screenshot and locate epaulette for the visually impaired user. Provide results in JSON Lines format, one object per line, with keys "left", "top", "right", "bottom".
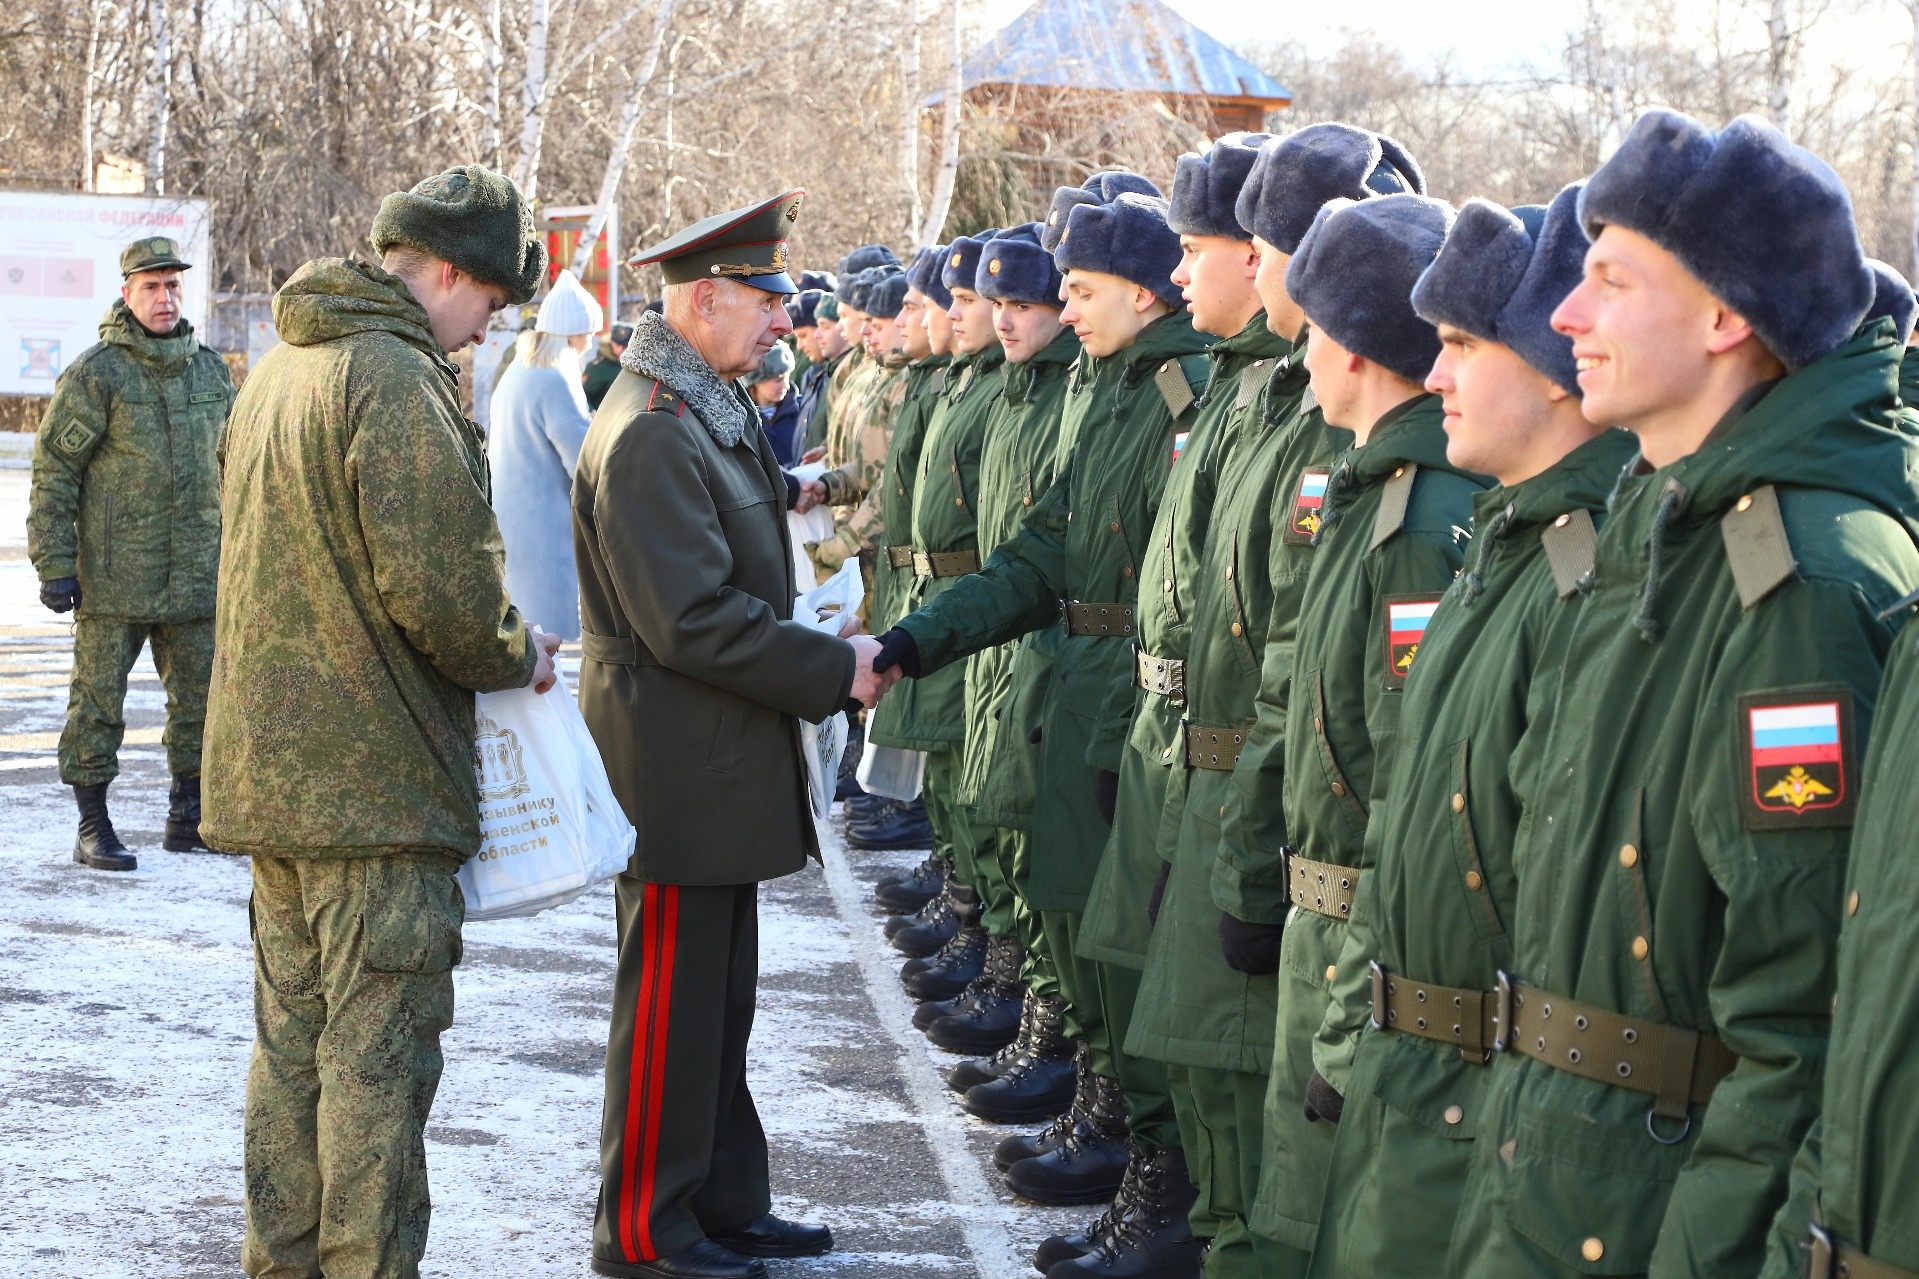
{"left": 1153, "top": 356, "right": 1204, "bottom": 420}
{"left": 643, "top": 379, "right": 686, "bottom": 417}
{"left": 1235, "top": 360, "right": 1274, "bottom": 411}
{"left": 1540, "top": 508, "right": 1598, "bottom": 599}
{"left": 1369, "top": 463, "right": 1419, "bottom": 551}
{"left": 926, "top": 367, "right": 949, "bottom": 397}
{"left": 1720, "top": 484, "right": 1796, "bottom": 609}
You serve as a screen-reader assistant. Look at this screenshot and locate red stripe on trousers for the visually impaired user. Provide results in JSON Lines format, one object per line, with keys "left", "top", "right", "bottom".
{"left": 618, "top": 884, "right": 661, "bottom": 1261}
{"left": 634, "top": 886, "right": 680, "bottom": 1258}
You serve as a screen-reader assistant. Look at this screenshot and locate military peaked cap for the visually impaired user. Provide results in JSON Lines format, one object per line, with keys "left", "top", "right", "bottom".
{"left": 122, "top": 236, "right": 191, "bottom": 277}
{"left": 630, "top": 189, "right": 806, "bottom": 294}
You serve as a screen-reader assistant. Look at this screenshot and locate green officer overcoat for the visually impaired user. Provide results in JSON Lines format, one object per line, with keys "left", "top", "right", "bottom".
{"left": 1448, "top": 321, "right": 1919, "bottom": 1278}
{"left": 1304, "top": 428, "right": 1636, "bottom": 1279}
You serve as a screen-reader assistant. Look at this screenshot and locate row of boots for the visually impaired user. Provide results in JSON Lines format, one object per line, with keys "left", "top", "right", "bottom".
{"left": 72, "top": 775, "right": 214, "bottom": 871}
{"left": 871, "top": 853, "right": 1202, "bottom": 1278}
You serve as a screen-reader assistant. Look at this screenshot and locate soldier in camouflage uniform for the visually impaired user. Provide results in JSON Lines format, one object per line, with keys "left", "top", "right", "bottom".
{"left": 202, "top": 166, "right": 558, "bottom": 1279}
{"left": 811, "top": 270, "right": 912, "bottom": 574}
{"left": 29, "top": 235, "right": 235, "bottom": 871}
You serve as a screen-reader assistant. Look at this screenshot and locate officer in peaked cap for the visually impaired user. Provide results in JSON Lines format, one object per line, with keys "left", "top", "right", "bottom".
{"left": 575, "top": 189, "right": 890, "bottom": 1279}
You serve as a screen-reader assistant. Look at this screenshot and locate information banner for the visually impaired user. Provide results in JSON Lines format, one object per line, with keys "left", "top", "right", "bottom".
{"left": 0, "top": 191, "right": 212, "bottom": 396}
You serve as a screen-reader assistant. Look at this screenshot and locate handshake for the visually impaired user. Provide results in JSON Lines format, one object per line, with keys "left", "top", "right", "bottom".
{"left": 844, "top": 624, "right": 915, "bottom": 710}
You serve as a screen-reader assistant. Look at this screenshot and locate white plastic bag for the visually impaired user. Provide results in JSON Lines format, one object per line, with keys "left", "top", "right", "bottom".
{"left": 857, "top": 739, "right": 926, "bottom": 801}
{"left": 795, "top": 558, "right": 865, "bottom": 821}
{"left": 785, "top": 461, "right": 836, "bottom": 586}
{"left": 460, "top": 669, "right": 637, "bottom": 920}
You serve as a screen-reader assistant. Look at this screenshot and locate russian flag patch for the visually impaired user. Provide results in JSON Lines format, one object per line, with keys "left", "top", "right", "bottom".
{"left": 1284, "top": 468, "right": 1331, "bottom": 545}
{"left": 1382, "top": 595, "right": 1442, "bottom": 689}
{"left": 1740, "top": 689, "right": 1856, "bottom": 829}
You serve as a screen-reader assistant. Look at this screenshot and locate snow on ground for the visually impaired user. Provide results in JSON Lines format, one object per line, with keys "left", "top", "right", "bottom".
{"left": 0, "top": 469, "right": 1087, "bottom": 1277}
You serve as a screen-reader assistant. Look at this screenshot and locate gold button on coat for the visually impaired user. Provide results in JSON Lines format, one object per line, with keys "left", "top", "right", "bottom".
{"left": 1231, "top": 622, "right": 1243, "bottom": 636}
{"left": 1451, "top": 792, "right": 1465, "bottom": 813}
{"left": 954, "top": 497, "right": 964, "bottom": 507}
{"left": 1331, "top": 781, "right": 1346, "bottom": 797}
{"left": 1325, "top": 964, "right": 1337, "bottom": 982}
{"left": 1848, "top": 890, "right": 1860, "bottom": 916}
{"left": 1465, "top": 871, "right": 1483, "bottom": 891}
{"left": 1123, "top": 566, "right": 1134, "bottom": 577}
{"left": 1110, "top": 520, "right": 1120, "bottom": 532}
{"left": 1444, "top": 1105, "right": 1463, "bottom": 1125}
{"left": 1736, "top": 494, "right": 1753, "bottom": 512}
{"left": 1631, "top": 935, "right": 1650, "bottom": 960}
{"left": 1619, "top": 843, "right": 1638, "bottom": 868}
{"left": 1582, "top": 1238, "right": 1605, "bottom": 1262}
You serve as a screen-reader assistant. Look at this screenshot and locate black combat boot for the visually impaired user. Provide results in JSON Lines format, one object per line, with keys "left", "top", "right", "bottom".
{"left": 884, "top": 870, "right": 953, "bottom": 940}
{"left": 892, "top": 881, "right": 975, "bottom": 958}
{"left": 162, "top": 774, "right": 214, "bottom": 852}
{"left": 949, "top": 988, "right": 1042, "bottom": 1091}
{"left": 1034, "top": 1154, "right": 1139, "bottom": 1273}
{"left": 72, "top": 782, "right": 136, "bottom": 872}
{"left": 1047, "top": 1145, "right": 1202, "bottom": 1278}
{"left": 926, "top": 934, "right": 1024, "bottom": 1052}
{"left": 874, "top": 851, "right": 944, "bottom": 913}
{"left": 847, "top": 797, "right": 934, "bottom": 850}
{"left": 902, "top": 925, "right": 987, "bottom": 1001}
{"left": 992, "top": 1039, "right": 1092, "bottom": 1170}
{"left": 914, "top": 989, "right": 967, "bottom": 1031}
{"left": 1005, "top": 1067, "right": 1130, "bottom": 1204}
{"left": 842, "top": 791, "right": 887, "bottom": 825}
{"left": 963, "top": 992, "right": 1076, "bottom": 1122}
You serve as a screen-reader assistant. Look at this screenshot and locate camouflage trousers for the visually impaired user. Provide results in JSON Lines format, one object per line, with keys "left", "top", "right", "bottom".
{"left": 243, "top": 852, "right": 464, "bottom": 1279}
{"left": 58, "top": 615, "right": 212, "bottom": 785}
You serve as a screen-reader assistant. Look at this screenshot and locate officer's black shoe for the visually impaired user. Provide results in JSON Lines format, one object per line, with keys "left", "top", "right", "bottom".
{"left": 1004, "top": 1069, "right": 1130, "bottom": 1205}
{"left": 710, "top": 1213, "right": 833, "bottom": 1258}
{"left": 72, "top": 783, "right": 136, "bottom": 872}
{"left": 847, "top": 797, "right": 934, "bottom": 850}
{"left": 964, "top": 992, "right": 1075, "bottom": 1122}
{"left": 927, "top": 933, "right": 1025, "bottom": 1051}
{"left": 589, "top": 1239, "right": 765, "bottom": 1279}
{"left": 874, "top": 852, "right": 944, "bottom": 913}
{"left": 162, "top": 773, "right": 216, "bottom": 853}
{"left": 993, "top": 1036, "right": 1091, "bottom": 1170}
{"left": 892, "top": 882, "right": 977, "bottom": 958}
{"left": 1047, "top": 1146, "right": 1202, "bottom": 1278}
{"left": 903, "top": 925, "right": 987, "bottom": 1001}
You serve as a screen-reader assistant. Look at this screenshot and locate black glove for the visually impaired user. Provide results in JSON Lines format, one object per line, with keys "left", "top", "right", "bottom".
{"left": 1027, "top": 725, "right": 1044, "bottom": 745}
{"left": 40, "top": 577, "right": 80, "bottom": 614}
{"left": 1219, "top": 912, "right": 1284, "bottom": 975}
{"left": 1303, "top": 1069, "right": 1345, "bottom": 1125}
{"left": 872, "top": 627, "right": 922, "bottom": 679}
{"left": 1146, "top": 861, "right": 1171, "bottom": 925}
{"left": 1094, "top": 770, "right": 1119, "bottom": 825}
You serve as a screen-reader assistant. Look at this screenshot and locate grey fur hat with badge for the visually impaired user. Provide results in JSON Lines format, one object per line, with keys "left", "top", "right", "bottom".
{"left": 1863, "top": 258, "right": 1918, "bottom": 344}
{"left": 1040, "top": 171, "right": 1162, "bottom": 252}
{"left": 978, "top": 223, "right": 1064, "bottom": 307}
{"left": 907, "top": 245, "right": 953, "bottom": 311}
{"left": 1288, "top": 193, "right": 1457, "bottom": 384}
{"left": 1411, "top": 182, "right": 1589, "bottom": 394}
{"left": 1578, "top": 108, "right": 1872, "bottom": 370}
{"left": 1169, "top": 133, "right": 1271, "bottom": 241}
{"left": 1054, "top": 194, "right": 1185, "bottom": 307}
{"left": 1236, "top": 124, "right": 1426, "bottom": 255}
{"left": 864, "top": 265, "right": 909, "bottom": 320}
{"left": 942, "top": 230, "right": 1002, "bottom": 294}
{"left": 371, "top": 164, "right": 547, "bottom": 304}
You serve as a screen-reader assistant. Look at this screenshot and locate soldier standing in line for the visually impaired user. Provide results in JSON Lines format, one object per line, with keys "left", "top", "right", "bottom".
{"left": 1303, "top": 184, "right": 1637, "bottom": 1278}
{"left": 203, "top": 165, "right": 561, "bottom": 1279}
{"left": 809, "top": 268, "right": 912, "bottom": 574}
{"left": 1446, "top": 110, "right": 1919, "bottom": 1278}
{"left": 29, "top": 235, "right": 235, "bottom": 871}
{"left": 795, "top": 292, "right": 849, "bottom": 456}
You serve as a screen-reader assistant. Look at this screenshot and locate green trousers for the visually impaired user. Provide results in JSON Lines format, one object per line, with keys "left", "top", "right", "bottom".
{"left": 243, "top": 852, "right": 463, "bottom": 1279}
{"left": 59, "top": 615, "right": 213, "bottom": 785}
{"left": 1170, "top": 1062, "right": 1308, "bottom": 1279}
{"left": 1002, "top": 827, "right": 1056, "bottom": 999}
{"left": 1040, "top": 909, "right": 1180, "bottom": 1151}
{"left": 595, "top": 878, "right": 770, "bottom": 1265}
{"left": 924, "top": 749, "right": 1009, "bottom": 922}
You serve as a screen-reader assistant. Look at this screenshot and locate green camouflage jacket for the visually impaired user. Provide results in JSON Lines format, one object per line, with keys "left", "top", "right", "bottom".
{"left": 28, "top": 301, "right": 233, "bottom": 621}
{"left": 202, "top": 258, "right": 536, "bottom": 860}
{"left": 813, "top": 357, "right": 910, "bottom": 571}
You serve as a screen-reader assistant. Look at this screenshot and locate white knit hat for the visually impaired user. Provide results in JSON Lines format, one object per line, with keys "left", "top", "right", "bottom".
{"left": 535, "top": 269, "right": 604, "bottom": 336}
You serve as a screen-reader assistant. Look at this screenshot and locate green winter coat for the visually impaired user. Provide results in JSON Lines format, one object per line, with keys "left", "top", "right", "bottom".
{"left": 1758, "top": 605, "right": 1919, "bottom": 1279}
{"left": 872, "top": 343, "right": 1007, "bottom": 751}
{"left": 1082, "top": 313, "right": 1294, "bottom": 970}
{"left": 895, "top": 311, "right": 1211, "bottom": 911}
{"left": 960, "top": 328, "right": 1078, "bottom": 819}
{"left": 1900, "top": 344, "right": 1919, "bottom": 409}
{"left": 1253, "top": 393, "right": 1488, "bottom": 1251}
{"left": 1304, "top": 428, "right": 1637, "bottom": 1279}
{"left": 28, "top": 301, "right": 234, "bottom": 622}
{"left": 202, "top": 258, "right": 537, "bottom": 860}
{"left": 869, "top": 353, "right": 951, "bottom": 632}
{"left": 1448, "top": 321, "right": 1919, "bottom": 1279}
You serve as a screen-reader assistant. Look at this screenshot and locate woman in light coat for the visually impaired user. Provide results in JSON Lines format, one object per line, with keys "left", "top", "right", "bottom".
{"left": 488, "top": 270, "right": 601, "bottom": 641}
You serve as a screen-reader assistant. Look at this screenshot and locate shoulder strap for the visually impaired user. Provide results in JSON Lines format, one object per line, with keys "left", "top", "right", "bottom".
{"left": 926, "top": 367, "right": 949, "bottom": 397}
{"left": 1539, "top": 508, "right": 1598, "bottom": 599}
{"left": 1154, "top": 359, "right": 1198, "bottom": 420}
{"left": 1236, "top": 361, "right": 1271, "bottom": 411}
{"left": 1369, "top": 463, "right": 1419, "bottom": 551}
{"left": 1720, "top": 483, "right": 1796, "bottom": 609}
{"left": 643, "top": 379, "right": 686, "bottom": 417}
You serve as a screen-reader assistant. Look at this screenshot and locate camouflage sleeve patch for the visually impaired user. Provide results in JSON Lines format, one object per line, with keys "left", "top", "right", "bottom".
{"left": 53, "top": 417, "right": 102, "bottom": 457}
{"left": 1382, "top": 594, "right": 1443, "bottom": 690}
{"left": 1738, "top": 685, "right": 1857, "bottom": 830}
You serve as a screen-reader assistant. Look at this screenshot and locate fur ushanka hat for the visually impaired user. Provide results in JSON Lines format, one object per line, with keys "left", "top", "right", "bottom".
{"left": 1411, "top": 182, "right": 1589, "bottom": 394}
{"left": 907, "top": 245, "right": 953, "bottom": 311}
{"left": 1578, "top": 108, "right": 1872, "bottom": 370}
{"left": 1054, "top": 195, "right": 1184, "bottom": 308}
{"left": 863, "top": 266, "right": 909, "bottom": 320}
{"left": 1288, "top": 193, "right": 1456, "bottom": 384}
{"left": 371, "top": 165, "right": 547, "bottom": 305}
{"left": 1040, "top": 172, "right": 1163, "bottom": 253}
{"left": 1168, "top": 133, "right": 1271, "bottom": 241}
{"left": 942, "top": 231, "right": 1001, "bottom": 296}
{"left": 1863, "top": 258, "right": 1918, "bottom": 345}
{"left": 1236, "top": 124, "right": 1425, "bottom": 255}
{"left": 977, "top": 223, "right": 1065, "bottom": 307}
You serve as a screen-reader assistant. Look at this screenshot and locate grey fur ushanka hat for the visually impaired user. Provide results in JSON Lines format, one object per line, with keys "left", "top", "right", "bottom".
{"left": 1578, "top": 108, "right": 1872, "bottom": 370}
{"left": 1054, "top": 195, "right": 1184, "bottom": 307}
{"left": 1040, "top": 172, "right": 1162, "bottom": 252}
{"left": 907, "top": 244, "right": 953, "bottom": 311}
{"left": 978, "top": 223, "right": 1064, "bottom": 307}
{"left": 839, "top": 244, "right": 901, "bottom": 276}
{"left": 1864, "top": 258, "right": 1918, "bottom": 344}
{"left": 371, "top": 164, "right": 547, "bottom": 304}
{"left": 1288, "top": 193, "right": 1456, "bottom": 384}
{"left": 942, "top": 231, "right": 1001, "bottom": 294}
{"left": 1169, "top": 133, "right": 1270, "bottom": 241}
{"left": 864, "top": 266, "right": 909, "bottom": 320}
{"left": 1236, "top": 124, "right": 1425, "bottom": 254}
{"left": 1411, "top": 182, "right": 1589, "bottom": 394}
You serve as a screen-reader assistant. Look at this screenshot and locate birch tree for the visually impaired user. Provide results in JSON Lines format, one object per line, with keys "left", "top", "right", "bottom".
{"left": 919, "top": 0, "right": 964, "bottom": 244}
{"left": 898, "top": 0, "right": 923, "bottom": 241}
{"left": 1766, "top": 0, "right": 1797, "bottom": 134}
{"left": 513, "top": 0, "right": 550, "bottom": 196}
{"left": 144, "top": 0, "right": 171, "bottom": 192}
{"left": 569, "top": 0, "right": 675, "bottom": 277}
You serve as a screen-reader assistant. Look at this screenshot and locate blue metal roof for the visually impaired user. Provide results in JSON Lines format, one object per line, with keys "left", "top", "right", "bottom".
{"left": 948, "top": 0, "right": 1291, "bottom": 103}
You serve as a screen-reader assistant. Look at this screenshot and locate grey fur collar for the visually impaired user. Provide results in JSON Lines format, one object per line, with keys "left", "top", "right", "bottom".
{"left": 620, "top": 311, "right": 753, "bottom": 447}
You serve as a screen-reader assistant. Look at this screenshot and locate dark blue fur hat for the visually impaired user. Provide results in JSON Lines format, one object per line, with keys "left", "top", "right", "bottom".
{"left": 1055, "top": 195, "right": 1184, "bottom": 306}
{"left": 1237, "top": 123, "right": 1427, "bottom": 254}
{"left": 1864, "top": 258, "right": 1917, "bottom": 344}
{"left": 942, "top": 230, "right": 1001, "bottom": 295}
{"left": 1169, "top": 133, "right": 1271, "bottom": 240}
{"left": 785, "top": 289, "right": 823, "bottom": 329}
{"left": 908, "top": 244, "right": 953, "bottom": 311}
{"left": 838, "top": 244, "right": 900, "bottom": 276}
{"left": 865, "top": 265, "right": 909, "bottom": 320}
{"left": 1041, "top": 172, "right": 1163, "bottom": 252}
{"left": 798, "top": 270, "right": 837, "bottom": 293}
{"left": 978, "top": 223, "right": 1065, "bottom": 307}
{"left": 1288, "top": 193, "right": 1456, "bottom": 384}
{"left": 1578, "top": 108, "right": 1872, "bottom": 370}
{"left": 1411, "top": 182, "right": 1588, "bottom": 394}
{"left": 835, "top": 267, "right": 874, "bottom": 311}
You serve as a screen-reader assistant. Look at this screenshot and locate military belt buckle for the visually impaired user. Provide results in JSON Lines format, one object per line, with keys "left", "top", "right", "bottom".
{"left": 1492, "top": 970, "right": 1516, "bottom": 1053}
{"left": 1803, "top": 1225, "right": 1835, "bottom": 1279}
{"left": 1368, "top": 960, "right": 1389, "bottom": 1030}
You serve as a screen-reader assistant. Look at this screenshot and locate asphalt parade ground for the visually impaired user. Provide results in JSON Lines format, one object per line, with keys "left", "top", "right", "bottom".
{"left": 0, "top": 467, "right": 1083, "bottom": 1278}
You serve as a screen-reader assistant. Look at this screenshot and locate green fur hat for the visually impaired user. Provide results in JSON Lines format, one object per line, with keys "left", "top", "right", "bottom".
{"left": 371, "top": 165, "right": 547, "bottom": 305}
